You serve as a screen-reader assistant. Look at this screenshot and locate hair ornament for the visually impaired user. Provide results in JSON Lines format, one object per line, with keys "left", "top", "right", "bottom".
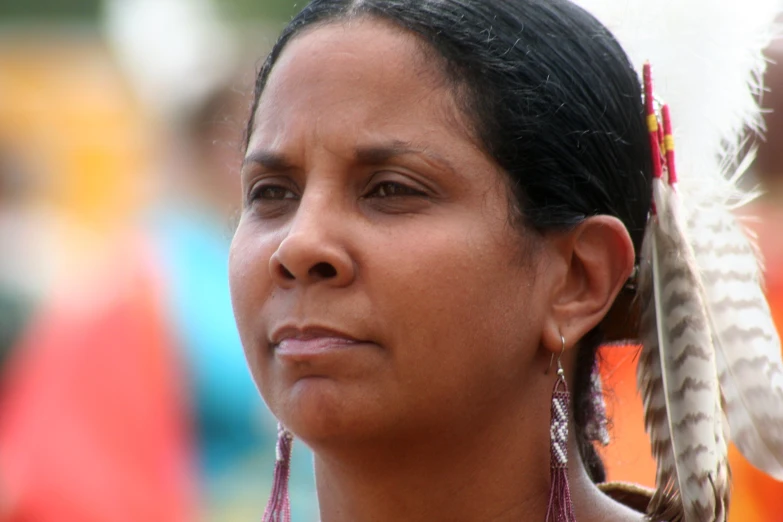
{"left": 636, "top": 63, "right": 730, "bottom": 522}
{"left": 636, "top": 61, "right": 783, "bottom": 522}
{"left": 569, "top": 2, "right": 783, "bottom": 520}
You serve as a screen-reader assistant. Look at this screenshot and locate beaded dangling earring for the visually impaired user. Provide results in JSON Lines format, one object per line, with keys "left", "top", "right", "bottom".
{"left": 262, "top": 423, "right": 293, "bottom": 522}
{"left": 545, "top": 335, "right": 577, "bottom": 522}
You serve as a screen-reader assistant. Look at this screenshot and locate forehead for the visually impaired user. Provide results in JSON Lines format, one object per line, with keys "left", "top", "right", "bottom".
{"left": 248, "top": 18, "right": 470, "bottom": 151}
{"left": 278, "top": 17, "right": 436, "bottom": 81}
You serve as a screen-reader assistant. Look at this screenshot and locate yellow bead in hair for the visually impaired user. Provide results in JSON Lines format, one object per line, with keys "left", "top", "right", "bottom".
{"left": 647, "top": 114, "right": 659, "bottom": 133}
{"left": 664, "top": 135, "right": 675, "bottom": 152}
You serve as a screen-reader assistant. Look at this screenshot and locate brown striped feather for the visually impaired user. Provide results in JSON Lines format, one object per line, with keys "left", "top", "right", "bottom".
{"left": 638, "top": 179, "right": 729, "bottom": 522}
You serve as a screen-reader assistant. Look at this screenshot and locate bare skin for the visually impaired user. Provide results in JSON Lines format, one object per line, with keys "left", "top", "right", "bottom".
{"left": 230, "top": 18, "right": 642, "bottom": 522}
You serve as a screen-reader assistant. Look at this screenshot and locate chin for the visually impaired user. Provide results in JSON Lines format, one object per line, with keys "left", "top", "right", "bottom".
{"left": 269, "top": 376, "right": 400, "bottom": 449}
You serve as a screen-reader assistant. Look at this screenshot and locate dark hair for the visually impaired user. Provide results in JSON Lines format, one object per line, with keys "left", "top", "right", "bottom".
{"left": 245, "top": 0, "right": 653, "bottom": 482}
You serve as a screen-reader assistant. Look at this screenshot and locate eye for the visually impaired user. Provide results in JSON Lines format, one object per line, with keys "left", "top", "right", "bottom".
{"left": 245, "top": 181, "right": 299, "bottom": 218}
{"left": 248, "top": 183, "right": 298, "bottom": 203}
{"left": 365, "top": 181, "right": 426, "bottom": 198}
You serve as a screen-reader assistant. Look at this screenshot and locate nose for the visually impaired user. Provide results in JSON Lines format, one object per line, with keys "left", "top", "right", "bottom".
{"left": 269, "top": 195, "right": 356, "bottom": 288}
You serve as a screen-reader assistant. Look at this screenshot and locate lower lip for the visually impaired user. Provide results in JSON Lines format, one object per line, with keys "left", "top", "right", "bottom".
{"left": 274, "top": 337, "right": 363, "bottom": 360}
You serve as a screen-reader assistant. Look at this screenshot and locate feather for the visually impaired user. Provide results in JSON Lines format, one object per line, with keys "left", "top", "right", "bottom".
{"left": 637, "top": 219, "right": 678, "bottom": 520}
{"left": 687, "top": 202, "right": 783, "bottom": 478}
{"left": 572, "top": 0, "right": 779, "bottom": 202}
{"left": 576, "top": 0, "right": 783, "bottom": 486}
{"left": 638, "top": 177, "right": 730, "bottom": 522}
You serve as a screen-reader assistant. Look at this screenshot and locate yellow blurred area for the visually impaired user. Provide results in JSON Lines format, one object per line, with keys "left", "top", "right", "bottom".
{"left": 0, "top": 32, "right": 151, "bottom": 235}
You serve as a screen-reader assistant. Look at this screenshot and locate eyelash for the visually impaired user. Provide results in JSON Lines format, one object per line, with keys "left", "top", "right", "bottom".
{"left": 248, "top": 184, "right": 297, "bottom": 203}
{"left": 363, "top": 181, "right": 427, "bottom": 199}
{"left": 247, "top": 180, "right": 427, "bottom": 204}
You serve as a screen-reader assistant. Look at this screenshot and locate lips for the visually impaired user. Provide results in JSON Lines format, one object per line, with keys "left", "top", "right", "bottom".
{"left": 270, "top": 325, "right": 368, "bottom": 360}
{"left": 271, "top": 325, "right": 362, "bottom": 345}
{"left": 276, "top": 336, "right": 361, "bottom": 358}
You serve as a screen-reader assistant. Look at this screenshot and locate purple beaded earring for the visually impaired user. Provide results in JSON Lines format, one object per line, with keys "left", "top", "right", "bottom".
{"left": 262, "top": 423, "right": 293, "bottom": 522}
{"left": 545, "top": 335, "right": 577, "bottom": 522}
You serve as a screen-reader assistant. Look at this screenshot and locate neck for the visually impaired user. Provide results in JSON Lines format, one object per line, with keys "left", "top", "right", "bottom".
{"left": 311, "top": 395, "right": 607, "bottom": 522}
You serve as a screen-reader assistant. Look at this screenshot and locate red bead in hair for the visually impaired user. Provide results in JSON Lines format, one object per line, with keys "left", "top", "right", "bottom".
{"left": 643, "top": 63, "right": 664, "bottom": 182}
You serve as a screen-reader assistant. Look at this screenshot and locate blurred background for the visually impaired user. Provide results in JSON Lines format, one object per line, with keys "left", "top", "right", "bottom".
{"left": 0, "top": 1, "right": 781, "bottom": 521}
{"left": 0, "top": 1, "right": 318, "bottom": 521}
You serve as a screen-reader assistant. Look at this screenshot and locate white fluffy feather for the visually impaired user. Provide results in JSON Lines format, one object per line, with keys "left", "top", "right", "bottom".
{"left": 572, "top": 0, "right": 779, "bottom": 206}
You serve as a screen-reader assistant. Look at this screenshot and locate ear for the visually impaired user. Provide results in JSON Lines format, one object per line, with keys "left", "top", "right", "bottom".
{"left": 540, "top": 216, "right": 635, "bottom": 353}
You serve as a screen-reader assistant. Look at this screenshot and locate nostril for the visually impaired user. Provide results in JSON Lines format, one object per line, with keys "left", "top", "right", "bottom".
{"left": 310, "top": 262, "right": 337, "bottom": 279}
{"left": 278, "top": 264, "right": 296, "bottom": 280}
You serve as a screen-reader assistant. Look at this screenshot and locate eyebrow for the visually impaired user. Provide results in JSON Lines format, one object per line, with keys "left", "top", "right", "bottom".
{"left": 242, "top": 140, "right": 457, "bottom": 176}
{"left": 355, "top": 141, "right": 456, "bottom": 174}
{"left": 242, "top": 150, "right": 296, "bottom": 172}
{"left": 355, "top": 141, "right": 420, "bottom": 164}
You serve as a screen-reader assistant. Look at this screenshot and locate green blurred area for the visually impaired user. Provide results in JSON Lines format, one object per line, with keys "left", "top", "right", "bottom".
{"left": 0, "top": 0, "right": 301, "bottom": 22}
{"left": 0, "top": 0, "right": 101, "bottom": 20}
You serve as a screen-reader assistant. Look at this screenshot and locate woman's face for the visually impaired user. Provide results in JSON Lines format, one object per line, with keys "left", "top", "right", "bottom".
{"left": 230, "top": 19, "right": 552, "bottom": 447}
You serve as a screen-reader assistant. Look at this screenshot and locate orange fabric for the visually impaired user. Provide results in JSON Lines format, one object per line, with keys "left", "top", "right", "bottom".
{"left": 599, "top": 344, "right": 656, "bottom": 488}
{"left": 0, "top": 245, "right": 195, "bottom": 522}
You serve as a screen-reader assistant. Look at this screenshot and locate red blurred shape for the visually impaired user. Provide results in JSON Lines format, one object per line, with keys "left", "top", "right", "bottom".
{"left": 0, "top": 244, "right": 195, "bottom": 522}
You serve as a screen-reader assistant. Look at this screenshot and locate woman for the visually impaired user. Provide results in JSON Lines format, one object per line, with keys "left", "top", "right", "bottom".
{"left": 228, "top": 1, "right": 783, "bottom": 521}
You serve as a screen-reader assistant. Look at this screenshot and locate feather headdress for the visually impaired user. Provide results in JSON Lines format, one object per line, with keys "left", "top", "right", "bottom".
{"left": 572, "top": 1, "right": 783, "bottom": 521}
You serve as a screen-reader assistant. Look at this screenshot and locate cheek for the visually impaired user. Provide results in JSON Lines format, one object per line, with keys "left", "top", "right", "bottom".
{"left": 366, "top": 221, "right": 543, "bottom": 417}
{"left": 228, "top": 222, "right": 276, "bottom": 381}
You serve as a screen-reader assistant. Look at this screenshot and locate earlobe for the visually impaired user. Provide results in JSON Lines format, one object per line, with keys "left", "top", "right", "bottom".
{"left": 542, "top": 216, "right": 635, "bottom": 354}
